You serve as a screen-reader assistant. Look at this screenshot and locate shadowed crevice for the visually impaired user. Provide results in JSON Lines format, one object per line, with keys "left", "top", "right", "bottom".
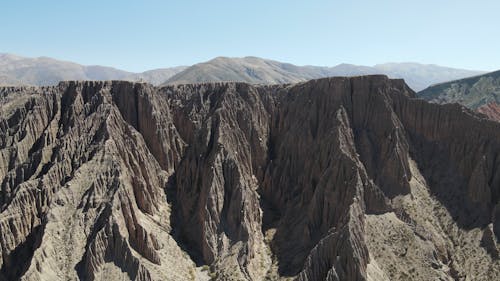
{"left": 0, "top": 223, "right": 46, "bottom": 281}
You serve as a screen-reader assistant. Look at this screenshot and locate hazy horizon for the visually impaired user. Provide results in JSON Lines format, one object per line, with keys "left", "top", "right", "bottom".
{"left": 0, "top": 52, "right": 489, "bottom": 73}
{"left": 1, "top": 1, "right": 499, "bottom": 72}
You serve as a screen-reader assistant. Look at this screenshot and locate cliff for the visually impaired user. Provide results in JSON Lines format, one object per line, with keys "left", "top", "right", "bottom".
{"left": 0, "top": 76, "right": 499, "bottom": 280}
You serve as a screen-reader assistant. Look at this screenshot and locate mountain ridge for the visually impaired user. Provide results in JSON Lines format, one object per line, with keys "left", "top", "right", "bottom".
{"left": 418, "top": 69, "right": 500, "bottom": 121}
{"left": 0, "top": 53, "right": 484, "bottom": 91}
{"left": 0, "top": 53, "right": 188, "bottom": 86}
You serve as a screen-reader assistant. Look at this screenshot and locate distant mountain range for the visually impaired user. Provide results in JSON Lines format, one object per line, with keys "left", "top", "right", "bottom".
{"left": 418, "top": 70, "right": 500, "bottom": 121}
{"left": 0, "top": 53, "right": 187, "bottom": 86}
{"left": 164, "top": 57, "right": 485, "bottom": 91}
{"left": 0, "top": 53, "right": 485, "bottom": 91}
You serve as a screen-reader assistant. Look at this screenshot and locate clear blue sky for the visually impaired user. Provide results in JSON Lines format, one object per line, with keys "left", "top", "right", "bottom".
{"left": 1, "top": 0, "right": 499, "bottom": 72}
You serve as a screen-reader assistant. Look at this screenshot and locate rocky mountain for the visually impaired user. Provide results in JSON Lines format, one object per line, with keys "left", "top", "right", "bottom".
{"left": 0, "top": 53, "right": 187, "bottom": 86}
{"left": 163, "top": 56, "right": 484, "bottom": 91}
{"left": 418, "top": 70, "right": 500, "bottom": 121}
{"left": 0, "top": 76, "right": 499, "bottom": 281}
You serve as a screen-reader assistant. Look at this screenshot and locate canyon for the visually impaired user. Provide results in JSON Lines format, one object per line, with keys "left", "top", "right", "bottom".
{"left": 0, "top": 76, "right": 499, "bottom": 281}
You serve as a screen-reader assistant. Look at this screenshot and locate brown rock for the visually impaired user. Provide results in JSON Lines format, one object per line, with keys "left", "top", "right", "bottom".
{"left": 0, "top": 76, "right": 499, "bottom": 281}
{"left": 478, "top": 102, "right": 500, "bottom": 122}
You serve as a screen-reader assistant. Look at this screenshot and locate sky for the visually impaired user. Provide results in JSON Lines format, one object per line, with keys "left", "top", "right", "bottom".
{"left": 1, "top": 0, "right": 499, "bottom": 72}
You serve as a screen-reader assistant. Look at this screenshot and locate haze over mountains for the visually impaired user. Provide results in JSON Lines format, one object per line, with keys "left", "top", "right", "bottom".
{"left": 0, "top": 53, "right": 485, "bottom": 91}
{"left": 164, "top": 56, "right": 485, "bottom": 91}
{"left": 0, "top": 53, "right": 187, "bottom": 86}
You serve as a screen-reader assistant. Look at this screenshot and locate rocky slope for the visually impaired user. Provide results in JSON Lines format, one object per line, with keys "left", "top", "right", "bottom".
{"left": 0, "top": 76, "right": 499, "bottom": 281}
{"left": 418, "top": 70, "right": 500, "bottom": 121}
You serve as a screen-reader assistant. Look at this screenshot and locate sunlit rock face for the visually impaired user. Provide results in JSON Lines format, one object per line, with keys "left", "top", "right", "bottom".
{"left": 0, "top": 76, "right": 499, "bottom": 281}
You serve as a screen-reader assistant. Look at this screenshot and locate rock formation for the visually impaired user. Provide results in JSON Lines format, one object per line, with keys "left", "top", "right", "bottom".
{"left": 478, "top": 102, "right": 500, "bottom": 122}
{"left": 0, "top": 76, "right": 499, "bottom": 281}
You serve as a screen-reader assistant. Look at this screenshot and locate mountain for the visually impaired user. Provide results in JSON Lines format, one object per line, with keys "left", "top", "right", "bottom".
{"left": 478, "top": 102, "right": 500, "bottom": 122}
{"left": 126, "top": 67, "right": 188, "bottom": 85}
{"left": 162, "top": 56, "right": 337, "bottom": 85}
{"left": 0, "top": 54, "right": 483, "bottom": 91}
{"left": 0, "top": 53, "right": 186, "bottom": 86}
{"left": 373, "top": 62, "right": 486, "bottom": 92}
{"left": 1, "top": 76, "right": 499, "bottom": 281}
{"left": 163, "top": 56, "right": 484, "bottom": 91}
{"left": 418, "top": 70, "right": 500, "bottom": 121}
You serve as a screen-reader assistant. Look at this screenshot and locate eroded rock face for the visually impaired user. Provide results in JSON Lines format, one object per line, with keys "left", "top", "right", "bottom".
{"left": 0, "top": 77, "right": 499, "bottom": 281}
{"left": 478, "top": 102, "right": 500, "bottom": 122}
{"left": 417, "top": 70, "right": 500, "bottom": 123}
